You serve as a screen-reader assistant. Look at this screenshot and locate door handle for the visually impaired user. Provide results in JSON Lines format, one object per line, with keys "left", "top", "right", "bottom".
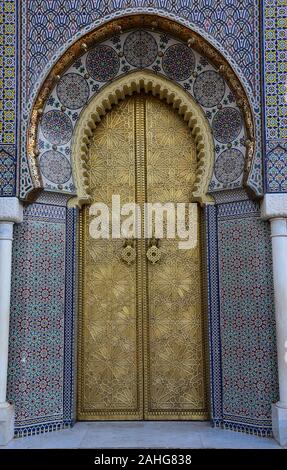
{"left": 120, "top": 239, "right": 136, "bottom": 265}
{"left": 146, "top": 238, "right": 162, "bottom": 264}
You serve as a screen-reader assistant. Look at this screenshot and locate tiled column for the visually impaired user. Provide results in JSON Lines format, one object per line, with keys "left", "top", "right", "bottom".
{"left": 0, "top": 198, "right": 23, "bottom": 445}
{"left": 262, "top": 194, "right": 287, "bottom": 446}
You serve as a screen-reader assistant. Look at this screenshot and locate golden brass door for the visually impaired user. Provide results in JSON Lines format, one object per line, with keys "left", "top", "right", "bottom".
{"left": 77, "top": 94, "right": 208, "bottom": 420}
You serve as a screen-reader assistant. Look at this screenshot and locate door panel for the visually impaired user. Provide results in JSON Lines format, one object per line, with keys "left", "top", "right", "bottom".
{"left": 78, "top": 94, "right": 208, "bottom": 420}
{"left": 78, "top": 98, "right": 144, "bottom": 420}
{"left": 144, "top": 97, "right": 208, "bottom": 419}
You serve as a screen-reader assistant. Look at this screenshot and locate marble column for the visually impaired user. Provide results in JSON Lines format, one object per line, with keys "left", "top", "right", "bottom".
{"left": 0, "top": 198, "right": 23, "bottom": 445}
{"left": 262, "top": 194, "right": 287, "bottom": 447}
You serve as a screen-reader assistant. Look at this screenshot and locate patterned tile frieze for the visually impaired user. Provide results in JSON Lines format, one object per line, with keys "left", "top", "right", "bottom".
{"left": 0, "top": 0, "right": 17, "bottom": 195}
{"left": 264, "top": 0, "right": 287, "bottom": 191}
{"left": 35, "top": 191, "right": 73, "bottom": 207}
{"left": 36, "top": 29, "right": 248, "bottom": 195}
{"left": 211, "top": 189, "right": 250, "bottom": 204}
{"left": 7, "top": 202, "right": 76, "bottom": 436}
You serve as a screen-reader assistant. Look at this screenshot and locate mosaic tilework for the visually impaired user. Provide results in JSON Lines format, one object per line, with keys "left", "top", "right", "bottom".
{"left": 264, "top": 0, "right": 287, "bottom": 141}
{"left": 0, "top": 0, "right": 17, "bottom": 195}
{"left": 206, "top": 201, "right": 279, "bottom": 435}
{"left": 36, "top": 29, "right": 247, "bottom": 195}
{"left": 0, "top": 0, "right": 17, "bottom": 145}
{"left": 266, "top": 140, "right": 287, "bottom": 192}
{"left": 7, "top": 202, "right": 76, "bottom": 436}
{"left": 63, "top": 207, "right": 77, "bottom": 426}
{"left": 19, "top": 1, "right": 263, "bottom": 199}
{"left": 204, "top": 205, "right": 223, "bottom": 427}
{"left": 0, "top": 145, "right": 16, "bottom": 195}
{"left": 23, "top": 1, "right": 259, "bottom": 98}
{"left": 264, "top": 1, "right": 287, "bottom": 191}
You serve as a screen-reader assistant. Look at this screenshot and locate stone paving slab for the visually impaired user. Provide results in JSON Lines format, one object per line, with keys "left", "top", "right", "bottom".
{"left": 0, "top": 422, "right": 282, "bottom": 449}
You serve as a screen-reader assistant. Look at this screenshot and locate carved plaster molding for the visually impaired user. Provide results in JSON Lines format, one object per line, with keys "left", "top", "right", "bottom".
{"left": 69, "top": 70, "right": 214, "bottom": 208}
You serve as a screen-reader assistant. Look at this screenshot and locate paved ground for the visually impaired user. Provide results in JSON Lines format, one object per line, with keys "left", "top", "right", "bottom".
{"left": 1, "top": 422, "right": 282, "bottom": 449}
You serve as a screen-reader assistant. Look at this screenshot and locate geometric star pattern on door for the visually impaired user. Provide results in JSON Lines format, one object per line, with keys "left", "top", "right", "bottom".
{"left": 78, "top": 94, "right": 208, "bottom": 420}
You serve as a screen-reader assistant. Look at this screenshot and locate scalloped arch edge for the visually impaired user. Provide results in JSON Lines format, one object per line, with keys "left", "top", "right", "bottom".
{"left": 69, "top": 71, "right": 215, "bottom": 208}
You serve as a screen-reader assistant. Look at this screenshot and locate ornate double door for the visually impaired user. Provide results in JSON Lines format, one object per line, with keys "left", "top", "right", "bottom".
{"left": 78, "top": 94, "right": 208, "bottom": 420}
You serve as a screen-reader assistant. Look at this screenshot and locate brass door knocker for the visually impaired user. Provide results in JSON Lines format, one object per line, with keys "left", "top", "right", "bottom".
{"left": 120, "top": 239, "right": 136, "bottom": 265}
{"left": 146, "top": 237, "right": 162, "bottom": 264}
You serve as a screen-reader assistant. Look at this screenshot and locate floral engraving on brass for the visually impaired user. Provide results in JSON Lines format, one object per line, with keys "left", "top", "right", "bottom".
{"left": 78, "top": 93, "right": 208, "bottom": 421}
{"left": 78, "top": 97, "right": 144, "bottom": 421}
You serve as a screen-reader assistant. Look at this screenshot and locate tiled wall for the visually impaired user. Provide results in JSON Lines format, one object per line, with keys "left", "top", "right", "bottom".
{"left": 7, "top": 202, "right": 76, "bottom": 436}
{"left": 207, "top": 200, "right": 278, "bottom": 435}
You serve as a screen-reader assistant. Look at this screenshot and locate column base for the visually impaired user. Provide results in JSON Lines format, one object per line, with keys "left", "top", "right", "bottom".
{"left": 272, "top": 403, "right": 287, "bottom": 447}
{"left": 0, "top": 403, "right": 14, "bottom": 445}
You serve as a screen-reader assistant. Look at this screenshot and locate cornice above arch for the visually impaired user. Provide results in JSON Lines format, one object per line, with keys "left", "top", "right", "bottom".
{"left": 69, "top": 71, "right": 214, "bottom": 208}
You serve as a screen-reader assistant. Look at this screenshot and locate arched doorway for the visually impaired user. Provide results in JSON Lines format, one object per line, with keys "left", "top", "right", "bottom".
{"left": 77, "top": 92, "right": 209, "bottom": 420}
{"left": 22, "top": 16, "right": 260, "bottom": 435}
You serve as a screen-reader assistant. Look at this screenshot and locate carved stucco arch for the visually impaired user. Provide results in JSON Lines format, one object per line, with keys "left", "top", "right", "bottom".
{"left": 70, "top": 70, "right": 214, "bottom": 208}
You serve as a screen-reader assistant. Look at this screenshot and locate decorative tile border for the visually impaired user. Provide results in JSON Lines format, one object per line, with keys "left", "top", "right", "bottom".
{"left": 264, "top": 0, "right": 287, "bottom": 141}
{"left": 0, "top": 0, "right": 18, "bottom": 195}
{"left": 0, "top": 0, "right": 17, "bottom": 145}
{"left": 263, "top": 0, "right": 287, "bottom": 192}
{"left": 204, "top": 204, "right": 223, "bottom": 426}
{"left": 63, "top": 207, "right": 77, "bottom": 426}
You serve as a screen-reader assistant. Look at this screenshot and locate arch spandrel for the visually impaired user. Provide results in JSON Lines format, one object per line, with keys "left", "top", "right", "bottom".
{"left": 26, "top": 19, "right": 255, "bottom": 203}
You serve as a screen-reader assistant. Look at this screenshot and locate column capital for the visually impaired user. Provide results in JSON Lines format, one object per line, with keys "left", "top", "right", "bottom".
{"left": 0, "top": 197, "right": 23, "bottom": 223}
{"left": 261, "top": 193, "right": 287, "bottom": 220}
